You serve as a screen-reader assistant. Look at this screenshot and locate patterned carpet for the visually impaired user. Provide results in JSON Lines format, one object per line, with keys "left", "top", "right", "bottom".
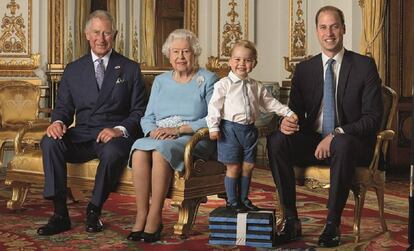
{"left": 0, "top": 168, "right": 410, "bottom": 250}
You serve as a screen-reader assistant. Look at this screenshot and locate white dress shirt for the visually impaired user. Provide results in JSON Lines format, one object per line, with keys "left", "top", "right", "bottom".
{"left": 207, "top": 71, "right": 293, "bottom": 132}
{"left": 314, "top": 47, "right": 345, "bottom": 134}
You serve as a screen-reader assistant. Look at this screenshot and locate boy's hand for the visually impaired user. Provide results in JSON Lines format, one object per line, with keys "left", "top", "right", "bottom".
{"left": 209, "top": 131, "right": 221, "bottom": 140}
{"left": 280, "top": 114, "right": 299, "bottom": 135}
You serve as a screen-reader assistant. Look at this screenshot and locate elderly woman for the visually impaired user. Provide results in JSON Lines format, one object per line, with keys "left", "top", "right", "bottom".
{"left": 127, "top": 29, "right": 219, "bottom": 242}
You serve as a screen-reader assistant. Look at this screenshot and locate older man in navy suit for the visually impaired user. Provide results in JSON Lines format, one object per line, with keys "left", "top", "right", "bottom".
{"left": 37, "top": 10, "right": 146, "bottom": 236}
{"left": 267, "top": 6, "right": 383, "bottom": 247}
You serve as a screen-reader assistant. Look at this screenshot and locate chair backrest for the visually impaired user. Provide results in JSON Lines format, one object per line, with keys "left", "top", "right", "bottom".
{"left": 0, "top": 81, "right": 41, "bottom": 127}
{"left": 381, "top": 85, "right": 398, "bottom": 131}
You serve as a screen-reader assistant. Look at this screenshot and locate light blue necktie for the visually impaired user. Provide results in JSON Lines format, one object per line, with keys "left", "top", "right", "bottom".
{"left": 322, "top": 58, "right": 335, "bottom": 137}
{"left": 95, "top": 58, "right": 105, "bottom": 90}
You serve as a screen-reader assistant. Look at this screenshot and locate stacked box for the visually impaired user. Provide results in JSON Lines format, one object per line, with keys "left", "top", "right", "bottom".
{"left": 208, "top": 207, "right": 275, "bottom": 248}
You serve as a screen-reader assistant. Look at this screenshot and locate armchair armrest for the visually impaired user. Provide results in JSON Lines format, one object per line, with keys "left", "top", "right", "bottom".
{"left": 369, "top": 129, "right": 395, "bottom": 172}
{"left": 181, "top": 128, "right": 211, "bottom": 180}
{"left": 14, "top": 120, "right": 50, "bottom": 154}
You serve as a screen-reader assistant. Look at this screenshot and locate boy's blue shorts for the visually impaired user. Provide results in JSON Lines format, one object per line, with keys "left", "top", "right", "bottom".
{"left": 217, "top": 120, "right": 258, "bottom": 164}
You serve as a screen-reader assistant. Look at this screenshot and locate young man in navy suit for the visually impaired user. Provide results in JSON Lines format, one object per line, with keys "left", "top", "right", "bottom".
{"left": 267, "top": 6, "right": 383, "bottom": 247}
{"left": 37, "top": 10, "right": 146, "bottom": 236}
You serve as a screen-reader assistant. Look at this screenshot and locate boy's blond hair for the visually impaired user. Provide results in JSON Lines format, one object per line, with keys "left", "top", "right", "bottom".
{"left": 230, "top": 40, "right": 258, "bottom": 62}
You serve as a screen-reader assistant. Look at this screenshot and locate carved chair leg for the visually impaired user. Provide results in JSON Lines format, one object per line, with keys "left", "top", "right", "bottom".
{"left": 374, "top": 186, "right": 388, "bottom": 233}
{"left": 5, "top": 181, "right": 30, "bottom": 210}
{"left": 352, "top": 187, "right": 366, "bottom": 243}
{"left": 171, "top": 196, "right": 207, "bottom": 239}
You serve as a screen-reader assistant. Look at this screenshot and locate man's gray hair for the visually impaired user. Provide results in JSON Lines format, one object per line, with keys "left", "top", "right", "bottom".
{"left": 85, "top": 10, "right": 117, "bottom": 34}
{"left": 161, "top": 29, "right": 202, "bottom": 58}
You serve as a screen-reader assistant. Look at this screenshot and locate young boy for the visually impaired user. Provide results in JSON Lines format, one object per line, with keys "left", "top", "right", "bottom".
{"left": 207, "top": 40, "right": 298, "bottom": 212}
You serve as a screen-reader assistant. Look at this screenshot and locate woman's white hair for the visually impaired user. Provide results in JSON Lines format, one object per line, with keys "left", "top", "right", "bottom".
{"left": 161, "top": 29, "right": 202, "bottom": 58}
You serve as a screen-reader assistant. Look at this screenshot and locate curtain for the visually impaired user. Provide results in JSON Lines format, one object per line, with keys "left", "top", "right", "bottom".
{"left": 140, "top": 0, "right": 155, "bottom": 66}
{"left": 360, "top": 0, "right": 387, "bottom": 82}
{"left": 75, "top": 0, "right": 91, "bottom": 59}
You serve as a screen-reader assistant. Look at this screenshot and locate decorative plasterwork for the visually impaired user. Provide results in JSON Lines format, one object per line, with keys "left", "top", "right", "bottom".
{"left": 48, "top": 0, "right": 64, "bottom": 69}
{"left": 284, "top": 0, "right": 308, "bottom": 79}
{"left": 184, "top": 0, "right": 198, "bottom": 35}
{"left": 0, "top": 0, "right": 31, "bottom": 57}
{"left": 0, "top": 53, "right": 39, "bottom": 77}
{"left": 218, "top": 0, "right": 249, "bottom": 61}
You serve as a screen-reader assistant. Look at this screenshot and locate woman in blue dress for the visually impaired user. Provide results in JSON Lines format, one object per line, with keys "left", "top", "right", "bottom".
{"left": 127, "top": 29, "right": 219, "bottom": 242}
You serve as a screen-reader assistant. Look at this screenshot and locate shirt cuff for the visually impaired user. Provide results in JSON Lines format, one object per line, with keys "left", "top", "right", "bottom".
{"left": 114, "top": 126, "right": 129, "bottom": 138}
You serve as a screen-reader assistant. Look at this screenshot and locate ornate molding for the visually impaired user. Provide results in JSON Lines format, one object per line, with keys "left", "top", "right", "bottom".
{"left": 219, "top": 0, "right": 243, "bottom": 58}
{"left": 284, "top": 0, "right": 309, "bottom": 80}
{"left": 48, "top": 0, "right": 64, "bottom": 65}
{"left": 184, "top": 0, "right": 198, "bottom": 35}
{"left": 0, "top": 53, "right": 39, "bottom": 77}
{"left": 131, "top": 23, "right": 139, "bottom": 62}
{"left": 65, "top": 24, "right": 73, "bottom": 65}
{"left": 0, "top": 0, "right": 32, "bottom": 57}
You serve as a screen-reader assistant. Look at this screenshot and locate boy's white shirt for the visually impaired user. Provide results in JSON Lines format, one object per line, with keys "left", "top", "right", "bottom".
{"left": 206, "top": 71, "right": 293, "bottom": 132}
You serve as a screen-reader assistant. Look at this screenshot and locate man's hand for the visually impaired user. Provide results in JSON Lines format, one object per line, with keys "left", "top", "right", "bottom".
{"left": 314, "top": 134, "right": 334, "bottom": 160}
{"left": 46, "top": 122, "right": 67, "bottom": 139}
{"left": 209, "top": 131, "right": 220, "bottom": 140}
{"left": 96, "top": 128, "right": 124, "bottom": 143}
{"left": 149, "top": 127, "right": 178, "bottom": 140}
{"left": 280, "top": 114, "right": 299, "bottom": 135}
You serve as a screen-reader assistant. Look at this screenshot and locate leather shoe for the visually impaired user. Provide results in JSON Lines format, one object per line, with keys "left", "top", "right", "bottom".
{"left": 142, "top": 224, "right": 163, "bottom": 243}
{"left": 318, "top": 222, "right": 341, "bottom": 247}
{"left": 241, "top": 199, "right": 260, "bottom": 211}
{"left": 226, "top": 201, "right": 247, "bottom": 213}
{"left": 274, "top": 217, "right": 302, "bottom": 244}
{"left": 85, "top": 209, "right": 104, "bottom": 232}
{"left": 127, "top": 230, "right": 143, "bottom": 241}
{"left": 37, "top": 214, "right": 71, "bottom": 236}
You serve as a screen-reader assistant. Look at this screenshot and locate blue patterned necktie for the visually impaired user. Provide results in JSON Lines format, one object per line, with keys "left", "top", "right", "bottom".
{"left": 322, "top": 58, "right": 336, "bottom": 137}
{"left": 95, "top": 58, "right": 105, "bottom": 90}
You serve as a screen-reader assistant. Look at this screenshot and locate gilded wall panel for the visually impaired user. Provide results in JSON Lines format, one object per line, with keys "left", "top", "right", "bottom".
{"left": 0, "top": 0, "right": 31, "bottom": 57}
{"left": 217, "top": 0, "right": 250, "bottom": 61}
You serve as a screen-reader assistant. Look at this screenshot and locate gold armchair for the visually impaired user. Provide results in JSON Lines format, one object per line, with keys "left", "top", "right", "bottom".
{"left": 292, "top": 85, "right": 398, "bottom": 242}
{"left": 0, "top": 81, "right": 48, "bottom": 167}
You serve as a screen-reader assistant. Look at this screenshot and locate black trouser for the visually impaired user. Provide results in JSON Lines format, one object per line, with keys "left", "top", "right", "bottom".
{"left": 40, "top": 133, "right": 134, "bottom": 208}
{"left": 267, "top": 130, "right": 373, "bottom": 219}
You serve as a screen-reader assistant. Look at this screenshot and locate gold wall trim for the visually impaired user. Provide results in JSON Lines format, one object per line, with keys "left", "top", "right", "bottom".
{"left": 48, "top": 0, "right": 64, "bottom": 66}
{"left": 284, "top": 0, "right": 309, "bottom": 80}
{"left": 184, "top": 0, "right": 198, "bottom": 35}
{"left": 0, "top": 53, "right": 39, "bottom": 77}
{"left": 217, "top": 0, "right": 249, "bottom": 61}
{"left": 0, "top": 0, "right": 32, "bottom": 57}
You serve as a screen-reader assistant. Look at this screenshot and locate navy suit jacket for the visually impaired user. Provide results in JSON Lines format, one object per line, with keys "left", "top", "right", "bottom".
{"left": 290, "top": 49, "right": 383, "bottom": 146}
{"left": 52, "top": 51, "right": 146, "bottom": 142}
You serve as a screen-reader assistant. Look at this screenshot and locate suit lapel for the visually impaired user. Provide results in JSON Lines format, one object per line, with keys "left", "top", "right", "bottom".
{"left": 337, "top": 50, "right": 352, "bottom": 125}
{"left": 81, "top": 56, "right": 100, "bottom": 101}
{"left": 93, "top": 51, "right": 122, "bottom": 112}
{"left": 313, "top": 55, "right": 324, "bottom": 113}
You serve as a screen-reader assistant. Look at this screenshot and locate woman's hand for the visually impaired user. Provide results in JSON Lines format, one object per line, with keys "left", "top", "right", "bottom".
{"left": 149, "top": 127, "right": 179, "bottom": 140}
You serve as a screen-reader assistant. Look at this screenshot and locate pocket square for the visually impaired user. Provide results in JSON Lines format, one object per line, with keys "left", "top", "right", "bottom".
{"left": 114, "top": 65, "right": 121, "bottom": 69}
{"left": 116, "top": 77, "right": 125, "bottom": 84}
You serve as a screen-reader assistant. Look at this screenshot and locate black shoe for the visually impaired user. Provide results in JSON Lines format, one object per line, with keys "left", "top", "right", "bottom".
{"left": 37, "top": 214, "right": 71, "bottom": 236}
{"left": 142, "top": 224, "right": 163, "bottom": 243}
{"left": 274, "top": 217, "right": 302, "bottom": 244}
{"left": 318, "top": 222, "right": 341, "bottom": 247}
{"left": 127, "top": 230, "right": 143, "bottom": 241}
{"left": 226, "top": 201, "right": 247, "bottom": 213}
{"left": 85, "top": 209, "right": 104, "bottom": 232}
{"left": 241, "top": 199, "right": 260, "bottom": 211}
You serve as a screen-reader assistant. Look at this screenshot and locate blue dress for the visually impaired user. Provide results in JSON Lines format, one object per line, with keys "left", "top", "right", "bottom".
{"left": 129, "top": 68, "right": 219, "bottom": 172}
